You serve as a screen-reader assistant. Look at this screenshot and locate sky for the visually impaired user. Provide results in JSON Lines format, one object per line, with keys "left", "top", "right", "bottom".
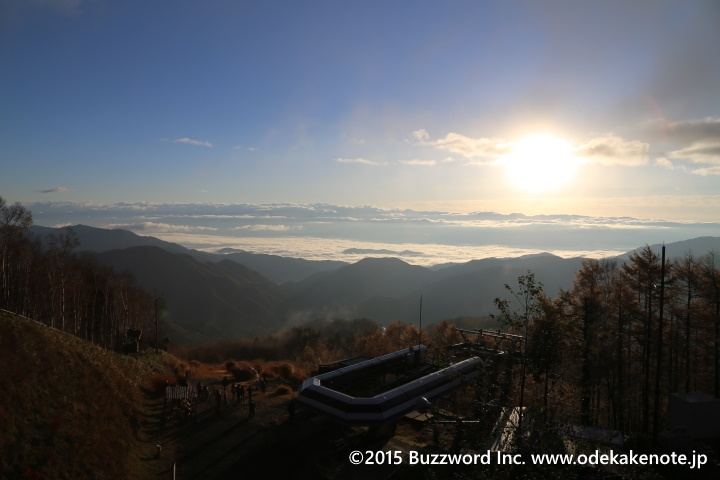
{"left": 2, "top": 0, "right": 720, "bottom": 265}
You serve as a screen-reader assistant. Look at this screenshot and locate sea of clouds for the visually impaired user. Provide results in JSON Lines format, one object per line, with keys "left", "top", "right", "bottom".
{"left": 27, "top": 201, "right": 720, "bottom": 266}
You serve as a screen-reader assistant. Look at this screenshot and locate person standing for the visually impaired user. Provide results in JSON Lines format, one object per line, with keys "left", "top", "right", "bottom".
{"left": 214, "top": 388, "right": 222, "bottom": 416}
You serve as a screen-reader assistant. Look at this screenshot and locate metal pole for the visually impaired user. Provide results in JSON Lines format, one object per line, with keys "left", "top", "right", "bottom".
{"left": 155, "top": 297, "right": 162, "bottom": 353}
{"left": 654, "top": 245, "right": 666, "bottom": 440}
{"left": 419, "top": 294, "right": 422, "bottom": 347}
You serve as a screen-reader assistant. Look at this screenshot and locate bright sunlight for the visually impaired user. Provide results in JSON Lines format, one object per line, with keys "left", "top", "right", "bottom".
{"left": 501, "top": 134, "right": 579, "bottom": 192}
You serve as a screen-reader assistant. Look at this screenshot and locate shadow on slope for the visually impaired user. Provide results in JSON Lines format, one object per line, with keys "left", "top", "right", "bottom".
{"left": 0, "top": 310, "right": 183, "bottom": 480}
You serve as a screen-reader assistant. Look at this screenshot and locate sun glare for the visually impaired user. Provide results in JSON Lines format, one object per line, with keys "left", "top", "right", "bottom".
{"left": 502, "top": 134, "right": 578, "bottom": 192}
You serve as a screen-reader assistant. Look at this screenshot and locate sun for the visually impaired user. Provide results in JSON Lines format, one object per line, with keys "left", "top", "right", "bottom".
{"left": 501, "top": 134, "right": 578, "bottom": 192}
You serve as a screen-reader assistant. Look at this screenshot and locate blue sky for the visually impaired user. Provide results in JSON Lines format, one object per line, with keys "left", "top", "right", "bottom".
{"left": 2, "top": 0, "right": 719, "bottom": 263}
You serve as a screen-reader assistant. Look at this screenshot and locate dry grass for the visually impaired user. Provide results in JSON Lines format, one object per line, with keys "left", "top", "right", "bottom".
{"left": 227, "top": 361, "right": 259, "bottom": 382}
{"left": 271, "top": 385, "right": 292, "bottom": 396}
{"left": 0, "top": 311, "right": 180, "bottom": 480}
{"left": 264, "top": 360, "right": 308, "bottom": 384}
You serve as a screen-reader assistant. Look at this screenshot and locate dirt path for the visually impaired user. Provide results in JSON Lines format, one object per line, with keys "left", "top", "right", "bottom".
{"left": 140, "top": 369, "right": 434, "bottom": 480}
{"left": 139, "top": 369, "right": 305, "bottom": 479}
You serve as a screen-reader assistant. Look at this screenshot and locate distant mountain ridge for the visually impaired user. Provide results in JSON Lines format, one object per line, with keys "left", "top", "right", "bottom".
{"left": 29, "top": 224, "right": 190, "bottom": 254}
{"left": 287, "top": 253, "right": 586, "bottom": 327}
{"left": 88, "top": 246, "right": 288, "bottom": 345}
{"left": 29, "top": 224, "right": 347, "bottom": 284}
{"left": 27, "top": 224, "right": 720, "bottom": 346}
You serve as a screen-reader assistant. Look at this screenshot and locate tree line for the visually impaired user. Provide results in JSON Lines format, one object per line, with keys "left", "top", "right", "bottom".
{"left": 0, "top": 196, "right": 158, "bottom": 352}
{"left": 492, "top": 246, "right": 720, "bottom": 447}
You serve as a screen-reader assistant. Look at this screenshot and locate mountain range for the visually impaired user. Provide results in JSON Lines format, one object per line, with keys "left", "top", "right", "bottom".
{"left": 28, "top": 225, "right": 720, "bottom": 346}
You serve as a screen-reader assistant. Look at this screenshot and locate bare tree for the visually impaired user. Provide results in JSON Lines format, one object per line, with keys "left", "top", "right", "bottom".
{"left": 0, "top": 196, "right": 33, "bottom": 309}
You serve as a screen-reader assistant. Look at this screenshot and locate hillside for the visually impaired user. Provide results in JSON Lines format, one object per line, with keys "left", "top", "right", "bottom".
{"left": 285, "top": 257, "right": 436, "bottom": 306}
{"left": 218, "top": 248, "right": 347, "bottom": 284}
{"left": 0, "top": 310, "right": 182, "bottom": 480}
{"left": 29, "top": 225, "right": 348, "bottom": 285}
{"left": 618, "top": 236, "right": 720, "bottom": 261}
{"left": 28, "top": 224, "right": 720, "bottom": 346}
{"left": 90, "top": 246, "right": 288, "bottom": 345}
{"left": 29, "top": 224, "right": 191, "bottom": 255}
{"left": 283, "top": 254, "right": 585, "bottom": 325}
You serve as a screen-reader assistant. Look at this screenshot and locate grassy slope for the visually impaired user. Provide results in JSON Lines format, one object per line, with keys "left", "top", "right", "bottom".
{"left": 0, "top": 310, "right": 180, "bottom": 480}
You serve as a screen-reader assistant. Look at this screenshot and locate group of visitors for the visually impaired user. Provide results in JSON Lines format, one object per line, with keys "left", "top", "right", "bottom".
{"left": 215, "top": 375, "right": 258, "bottom": 417}
{"left": 166, "top": 373, "right": 297, "bottom": 427}
{"left": 195, "top": 381, "right": 210, "bottom": 401}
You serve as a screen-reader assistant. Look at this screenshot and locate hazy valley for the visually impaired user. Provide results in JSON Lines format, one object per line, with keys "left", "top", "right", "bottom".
{"left": 28, "top": 224, "right": 720, "bottom": 347}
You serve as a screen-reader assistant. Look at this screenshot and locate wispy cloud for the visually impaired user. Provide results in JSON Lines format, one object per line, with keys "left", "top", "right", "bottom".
{"left": 413, "top": 129, "right": 511, "bottom": 160}
{"left": 575, "top": 135, "right": 649, "bottom": 166}
{"left": 692, "top": 166, "right": 720, "bottom": 176}
{"left": 342, "top": 134, "right": 366, "bottom": 144}
{"left": 106, "top": 222, "right": 217, "bottom": 233}
{"left": 233, "top": 225, "right": 303, "bottom": 232}
{"left": 336, "top": 158, "right": 385, "bottom": 166}
{"left": 173, "top": 137, "right": 213, "bottom": 147}
{"left": 27, "top": 201, "right": 720, "bottom": 228}
{"left": 663, "top": 117, "right": 720, "bottom": 144}
{"left": 654, "top": 157, "right": 674, "bottom": 169}
{"left": 399, "top": 159, "right": 437, "bottom": 166}
{"left": 39, "top": 187, "right": 68, "bottom": 193}
{"left": 342, "top": 248, "right": 424, "bottom": 257}
{"left": 414, "top": 129, "right": 655, "bottom": 168}
{"left": 650, "top": 117, "right": 720, "bottom": 174}
{"left": 670, "top": 143, "right": 720, "bottom": 167}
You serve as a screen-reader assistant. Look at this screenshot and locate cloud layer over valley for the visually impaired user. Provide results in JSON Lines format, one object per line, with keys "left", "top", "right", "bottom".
{"left": 28, "top": 201, "right": 720, "bottom": 266}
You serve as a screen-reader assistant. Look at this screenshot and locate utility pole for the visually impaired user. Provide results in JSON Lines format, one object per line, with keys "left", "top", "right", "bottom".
{"left": 654, "top": 245, "right": 666, "bottom": 441}
{"left": 155, "top": 297, "right": 163, "bottom": 354}
{"left": 418, "top": 294, "right": 423, "bottom": 347}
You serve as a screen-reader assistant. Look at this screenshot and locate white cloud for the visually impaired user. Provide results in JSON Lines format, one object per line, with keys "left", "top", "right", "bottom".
{"left": 416, "top": 130, "right": 654, "bottom": 169}
{"left": 415, "top": 130, "right": 511, "bottom": 159}
{"left": 665, "top": 117, "right": 720, "bottom": 144}
{"left": 336, "top": 158, "right": 385, "bottom": 166}
{"left": 399, "top": 159, "right": 437, "bottom": 166}
{"left": 39, "top": 187, "right": 68, "bottom": 193}
{"left": 648, "top": 118, "right": 720, "bottom": 171}
{"left": 106, "top": 222, "right": 217, "bottom": 233}
{"left": 411, "top": 129, "right": 430, "bottom": 142}
{"left": 669, "top": 142, "right": 720, "bottom": 165}
{"left": 654, "top": 157, "right": 674, "bottom": 169}
{"left": 691, "top": 166, "right": 720, "bottom": 176}
{"left": 233, "top": 225, "right": 303, "bottom": 232}
{"left": 173, "top": 137, "right": 213, "bottom": 147}
{"left": 575, "top": 135, "right": 649, "bottom": 166}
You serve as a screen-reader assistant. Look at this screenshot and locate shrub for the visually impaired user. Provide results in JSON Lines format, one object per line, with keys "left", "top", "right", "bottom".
{"left": 269, "top": 361, "right": 295, "bottom": 379}
{"left": 229, "top": 362, "right": 258, "bottom": 382}
{"left": 272, "top": 385, "right": 292, "bottom": 396}
{"left": 288, "top": 366, "right": 310, "bottom": 384}
{"left": 251, "top": 360, "right": 264, "bottom": 377}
